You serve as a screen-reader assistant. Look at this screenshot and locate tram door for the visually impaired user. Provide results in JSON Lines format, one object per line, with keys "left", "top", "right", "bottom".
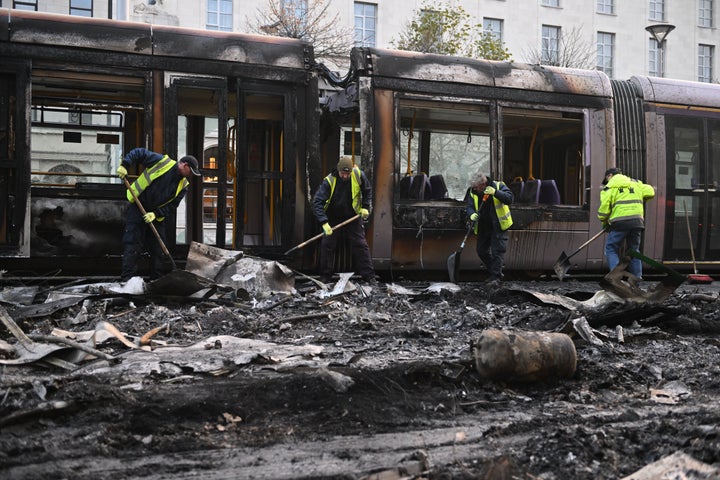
{"left": 167, "top": 77, "right": 230, "bottom": 248}
{"left": 168, "top": 77, "right": 294, "bottom": 251}
{"left": 234, "top": 90, "right": 288, "bottom": 249}
{"left": 665, "top": 115, "right": 720, "bottom": 262}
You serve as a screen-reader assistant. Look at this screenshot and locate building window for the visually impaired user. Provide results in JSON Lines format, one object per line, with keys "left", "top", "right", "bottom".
{"left": 649, "top": 0, "right": 665, "bottom": 21}
{"left": 699, "top": 44, "right": 714, "bottom": 82}
{"left": 597, "top": 0, "right": 614, "bottom": 14}
{"left": 483, "top": 17, "right": 503, "bottom": 42}
{"left": 649, "top": 39, "right": 664, "bottom": 76}
{"left": 699, "top": 0, "right": 713, "bottom": 27}
{"left": 207, "top": 0, "right": 233, "bottom": 31}
{"left": 70, "top": 0, "right": 92, "bottom": 17}
{"left": 13, "top": 0, "right": 37, "bottom": 10}
{"left": 597, "top": 32, "right": 614, "bottom": 78}
{"left": 282, "top": 0, "right": 308, "bottom": 18}
{"left": 354, "top": 2, "right": 377, "bottom": 47}
{"left": 542, "top": 0, "right": 560, "bottom": 6}
{"left": 541, "top": 25, "right": 560, "bottom": 65}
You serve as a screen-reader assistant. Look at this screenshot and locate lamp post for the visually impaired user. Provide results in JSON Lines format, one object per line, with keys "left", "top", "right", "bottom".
{"left": 645, "top": 24, "right": 675, "bottom": 77}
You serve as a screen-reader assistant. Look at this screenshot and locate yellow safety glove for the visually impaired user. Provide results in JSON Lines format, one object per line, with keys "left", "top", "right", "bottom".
{"left": 470, "top": 212, "right": 479, "bottom": 222}
{"left": 322, "top": 223, "right": 333, "bottom": 236}
{"left": 116, "top": 165, "right": 128, "bottom": 179}
{"left": 360, "top": 208, "right": 370, "bottom": 220}
{"left": 483, "top": 186, "right": 496, "bottom": 196}
{"left": 143, "top": 212, "right": 156, "bottom": 223}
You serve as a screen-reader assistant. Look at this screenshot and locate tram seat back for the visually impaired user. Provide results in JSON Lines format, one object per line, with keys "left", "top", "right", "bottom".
{"left": 509, "top": 178, "right": 524, "bottom": 201}
{"left": 398, "top": 173, "right": 432, "bottom": 200}
{"left": 398, "top": 175, "right": 413, "bottom": 199}
{"left": 429, "top": 175, "right": 448, "bottom": 199}
{"left": 539, "top": 179, "right": 561, "bottom": 204}
{"left": 409, "top": 173, "right": 432, "bottom": 200}
{"left": 518, "top": 179, "right": 541, "bottom": 203}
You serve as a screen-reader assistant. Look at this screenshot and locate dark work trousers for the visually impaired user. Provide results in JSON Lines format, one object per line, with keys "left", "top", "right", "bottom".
{"left": 319, "top": 217, "right": 375, "bottom": 280}
{"left": 475, "top": 222, "right": 508, "bottom": 280}
{"left": 121, "top": 205, "right": 169, "bottom": 281}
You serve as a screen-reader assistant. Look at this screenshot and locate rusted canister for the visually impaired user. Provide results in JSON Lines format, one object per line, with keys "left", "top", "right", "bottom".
{"left": 473, "top": 329, "right": 577, "bottom": 382}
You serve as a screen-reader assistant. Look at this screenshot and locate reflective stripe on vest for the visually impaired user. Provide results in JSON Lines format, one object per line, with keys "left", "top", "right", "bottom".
{"left": 126, "top": 156, "right": 189, "bottom": 221}
{"left": 470, "top": 181, "right": 513, "bottom": 232}
{"left": 323, "top": 167, "right": 363, "bottom": 214}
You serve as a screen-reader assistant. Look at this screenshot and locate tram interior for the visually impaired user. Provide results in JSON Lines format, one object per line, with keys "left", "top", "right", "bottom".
{"left": 396, "top": 99, "right": 586, "bottom": 209}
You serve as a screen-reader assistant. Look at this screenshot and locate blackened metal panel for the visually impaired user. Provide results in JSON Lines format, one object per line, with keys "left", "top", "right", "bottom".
{"left": 2, "top": 10, "right": 314, "bottom": 72}
{"left": 367, "top": 86, "right": 394, "bottom": 266}
{"left": 0, "top": 59, "right": 30, "bottom": 257}
{"left": 611, "top": 79, "right": 646, "bottom": 181}
{"left": 5, "top": 10, "right": 152, "bottom": 55}
{"left": 152, "top": 25, "right": 311, "bottom": 70}
{"left": 353, "top": 47, "right": 613, "bottom": 99}
{"left": 0, "top": 8, "right": 9, "bottom": 42}
{"left": 30, "top": 194, "right": 126, "bottom": 258}
{"left": 631, "top": 75, "right": 720, "bottom": 109}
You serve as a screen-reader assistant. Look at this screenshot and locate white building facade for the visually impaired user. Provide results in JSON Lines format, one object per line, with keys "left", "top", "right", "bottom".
{"left": 2, "top": 0, "right": 719, "bottom": 82}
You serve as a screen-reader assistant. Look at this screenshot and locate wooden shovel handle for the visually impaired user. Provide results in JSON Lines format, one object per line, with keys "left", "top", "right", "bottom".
{"left": 284, "top": 214, "right": 361, "bottom": 255}
{"left": 122, "top": 176, "right": 175, "bottom": 266}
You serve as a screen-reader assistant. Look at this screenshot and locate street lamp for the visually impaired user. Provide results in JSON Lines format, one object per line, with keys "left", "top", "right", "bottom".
{"left": 645, "top": 24, "right": 675, "bottom": 77}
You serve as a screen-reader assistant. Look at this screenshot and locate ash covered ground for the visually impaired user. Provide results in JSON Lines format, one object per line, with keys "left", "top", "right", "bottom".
{"left": 1, "top": 271, "right": 720, "bottom": 479}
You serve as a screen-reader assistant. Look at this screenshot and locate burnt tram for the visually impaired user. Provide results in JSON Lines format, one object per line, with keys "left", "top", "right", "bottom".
{"left": 2, "top": 10, "right": 720, "bottom": 279}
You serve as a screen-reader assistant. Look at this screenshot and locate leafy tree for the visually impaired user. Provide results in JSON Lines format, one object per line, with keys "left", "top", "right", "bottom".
{"left": 470, "top": 32, "right": 512, "bottom": 62}
{"left": 391, "top": 1, "right": 511, "bottom": 61}
{"left": 521, "top": 25, "right": 596, "bottom": 69}
{"left": 247, "top": 0, "right": 354, "bottom": 63}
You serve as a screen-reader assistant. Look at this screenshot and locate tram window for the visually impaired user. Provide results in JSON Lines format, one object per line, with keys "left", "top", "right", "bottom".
{"left": 500, "top": 107, "right": 584, "bottom": 206}
{"left": 30, "top": 106, "right": 125, "bottom": 187}
{"left": 398, "top": 101, "right": 491, "bottom": 200}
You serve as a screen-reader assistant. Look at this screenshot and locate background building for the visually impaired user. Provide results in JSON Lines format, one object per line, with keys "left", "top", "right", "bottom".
{"left": 1, "top": 0, "right": 717, "bottom": 82}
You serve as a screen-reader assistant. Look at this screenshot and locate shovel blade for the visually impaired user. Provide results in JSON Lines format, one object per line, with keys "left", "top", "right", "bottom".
{"left": 447, "top": 251, "right": 461, "bottom": 283}
{"left": 553, "top": 252, "right": 571, "bottom": 280}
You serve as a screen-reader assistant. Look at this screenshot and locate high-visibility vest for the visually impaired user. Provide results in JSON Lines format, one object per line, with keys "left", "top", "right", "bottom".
{"left": 126, "top": 155, "right": 189, "bottom": 221}
{"left": 323, "top": 167, "right": 364, "bottom": 214}
{"left": 598, "top": 174, "right": 655, "bottom": 226}
{"left": 470, "top": 181, "right": 513, "bottom": 232}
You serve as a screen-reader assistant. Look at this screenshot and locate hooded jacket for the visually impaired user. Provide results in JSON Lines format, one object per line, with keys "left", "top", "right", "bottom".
{"left": 598, "top": 173, "right": 655, "bottom": 230}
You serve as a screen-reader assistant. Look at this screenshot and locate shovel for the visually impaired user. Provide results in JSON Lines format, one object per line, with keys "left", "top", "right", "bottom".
{"left": 554, "top": 228, "right": 606, "bottom": 280}
{"left": 123, "top": 176, "right": 177, "bottom": 270}
{"left": 447, "top": 220, "right": 476, "bottom": 283}
{"left": 284, "top": 214, "right": 361, "bottom": 256}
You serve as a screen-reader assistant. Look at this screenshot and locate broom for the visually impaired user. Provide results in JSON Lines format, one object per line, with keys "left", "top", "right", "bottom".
{"left": 683, "top": 200, "right": 713, "bottom": 284}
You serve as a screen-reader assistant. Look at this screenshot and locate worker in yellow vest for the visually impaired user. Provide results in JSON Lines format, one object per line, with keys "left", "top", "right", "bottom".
{"left": 311, "top": 156, "right": 376, "bottom": 284}
{"left": 598, "top": 167, "right": 655, "bottom": 278}
{"left": 116, "top": 148, "right": 201, "bottom": 281}
{"left": 466, "top": 172, "right": 514, "bottom": 284}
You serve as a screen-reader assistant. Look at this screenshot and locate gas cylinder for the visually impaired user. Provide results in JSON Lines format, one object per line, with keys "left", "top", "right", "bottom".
{"left": 473, "top": 329, "right": 577, "bottom": 382}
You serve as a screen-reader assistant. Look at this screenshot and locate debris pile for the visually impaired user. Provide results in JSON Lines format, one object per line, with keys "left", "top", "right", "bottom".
{"left": 1, "top": 246, "right": 720, "bottom": 478}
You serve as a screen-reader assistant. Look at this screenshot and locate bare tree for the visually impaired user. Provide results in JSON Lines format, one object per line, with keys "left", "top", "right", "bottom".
{"left": 247, "top": 0, "right": 354, "bottom": 64}
{"left": 522, "top": 25, "right": 596, "bottom": 69}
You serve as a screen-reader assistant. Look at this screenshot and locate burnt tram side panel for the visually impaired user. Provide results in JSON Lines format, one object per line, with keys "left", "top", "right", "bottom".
{"left": 348, "top": 47, "right": 617, "bottom": 275}
{"left": 0, "top": 9, "right": 317, "bottom": 277}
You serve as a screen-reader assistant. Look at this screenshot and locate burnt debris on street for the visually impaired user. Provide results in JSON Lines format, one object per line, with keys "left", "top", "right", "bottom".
{"left": 2, "top": 245, "right": 720, "bottom": 479}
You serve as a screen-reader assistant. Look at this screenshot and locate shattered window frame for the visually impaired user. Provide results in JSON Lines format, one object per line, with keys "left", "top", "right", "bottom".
{"left": 397, "top": 97, "right": 492, "bottom": 201}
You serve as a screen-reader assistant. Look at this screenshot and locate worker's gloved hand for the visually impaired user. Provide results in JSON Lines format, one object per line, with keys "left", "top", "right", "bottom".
{"left": 470, "top": 212, "right": 479, "bottom": 222}
{"left": 360, "top": 208, "right": 370, "bottom": 220}
{"left": 143, "top": 212, "right": 156, "bottom": 223}
{"left": 116, "top": 165, "right": 128, "bottom": 179}
{"left": 322, "top": 223, "right": 333, "bottom": 236}
{"left": 483, "top": 186, "right": 496, "bottom": 196}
